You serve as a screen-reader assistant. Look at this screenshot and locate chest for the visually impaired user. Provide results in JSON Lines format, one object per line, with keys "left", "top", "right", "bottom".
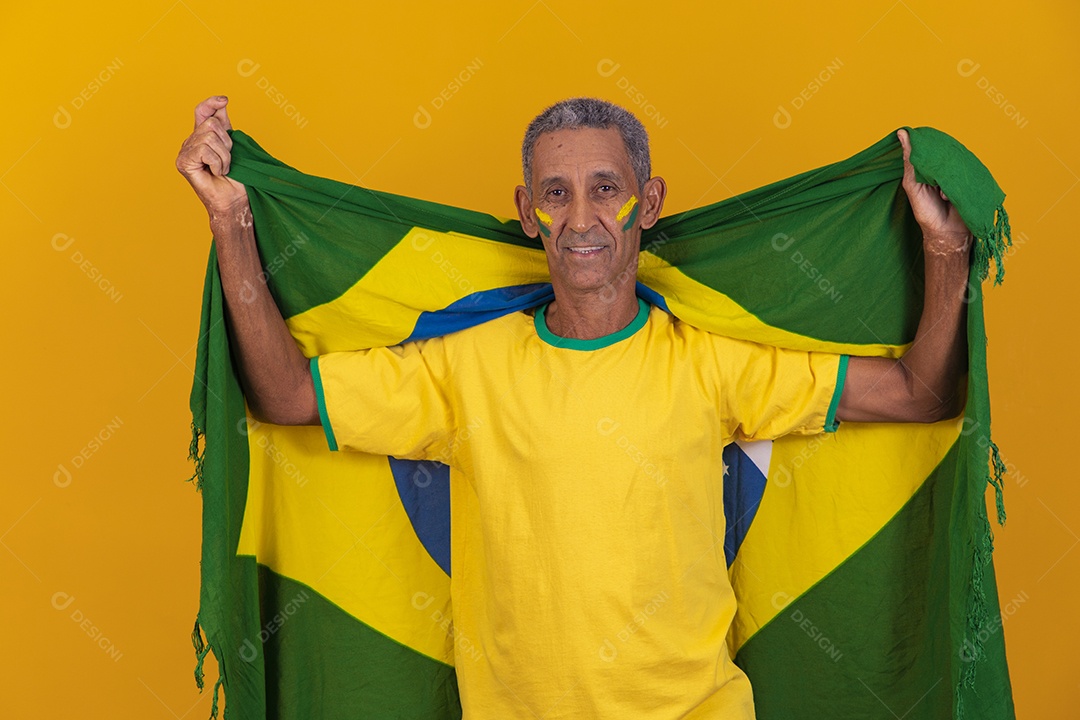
{"left": 450, "top": 345, "right": 728, "bottom": 532}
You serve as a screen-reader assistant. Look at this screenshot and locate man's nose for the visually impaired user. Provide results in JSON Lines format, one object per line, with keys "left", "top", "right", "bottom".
{"left": 567, "top": 194, "right": 597, "bottom": 234}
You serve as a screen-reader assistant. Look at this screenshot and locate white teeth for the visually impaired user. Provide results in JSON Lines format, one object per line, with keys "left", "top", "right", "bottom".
{"left": 568, "top": 246, "right": 603, "bottom": 253}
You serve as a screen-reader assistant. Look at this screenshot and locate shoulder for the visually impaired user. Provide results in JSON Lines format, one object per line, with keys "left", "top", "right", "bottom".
{"left": 407, "top": 309, "right": 535, "bottom": 352}
{"left": 656, "top": 309, "right": 781, "bottom": 362}
{"left": 651, "top": 306, "right": 725, "bottom": 345}
{"left": 639, "top": 304, "right": 730, "bottom": 361}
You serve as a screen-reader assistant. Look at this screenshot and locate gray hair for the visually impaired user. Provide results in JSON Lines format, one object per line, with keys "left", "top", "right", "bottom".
{"left": 521, "top": 97, "right": 651, "bottom": 196}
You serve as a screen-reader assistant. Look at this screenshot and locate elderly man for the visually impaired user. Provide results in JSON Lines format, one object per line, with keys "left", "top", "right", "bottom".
{"left": 177, "top": 96, "right": 970, "bottom": 718}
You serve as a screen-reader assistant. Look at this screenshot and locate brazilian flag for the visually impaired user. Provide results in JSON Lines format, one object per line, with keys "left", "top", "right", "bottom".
{"left": 188, "top": 126, "right": 1015, "bottom": 718}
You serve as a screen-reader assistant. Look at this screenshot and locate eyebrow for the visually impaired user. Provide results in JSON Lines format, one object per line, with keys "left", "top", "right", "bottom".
{"left": 539, "top": 169, "right": 626, "bottom": 191}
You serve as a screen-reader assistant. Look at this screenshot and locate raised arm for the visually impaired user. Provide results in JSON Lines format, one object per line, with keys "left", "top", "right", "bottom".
{"left": 176, "top": 96, "right": 318, "bottom": 426}
{"left": 836, "top": 129, "right": 970, "bottom": 424}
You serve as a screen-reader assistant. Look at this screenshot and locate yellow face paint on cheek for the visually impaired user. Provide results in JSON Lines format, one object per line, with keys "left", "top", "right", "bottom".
{"left": 616, "top": 195, "right": 639, "bottom": 230}
{"left": 534, "top": 207, "right": 553, "bottom": 237}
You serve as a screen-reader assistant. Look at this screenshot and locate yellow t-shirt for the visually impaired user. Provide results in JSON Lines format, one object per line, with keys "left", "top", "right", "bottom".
{"left": 313, "top": 298, "right": 845, "bottom": 719}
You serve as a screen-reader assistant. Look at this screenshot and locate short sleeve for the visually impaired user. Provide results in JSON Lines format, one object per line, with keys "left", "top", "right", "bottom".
{"left": 711, "top": 334, "right": 848, "bottom": 442}
{"left": 310, "top": 338, "right": 455, "bottom": 461}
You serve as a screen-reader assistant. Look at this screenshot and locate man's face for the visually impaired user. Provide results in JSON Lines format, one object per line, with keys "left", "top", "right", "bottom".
{"left": 516, "top": 127, "right": 654, "bottom": 298}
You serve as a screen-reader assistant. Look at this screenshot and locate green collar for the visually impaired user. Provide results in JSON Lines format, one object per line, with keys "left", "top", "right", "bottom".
{"left": 535, "top": 297, "right": 650, "bottom": 351}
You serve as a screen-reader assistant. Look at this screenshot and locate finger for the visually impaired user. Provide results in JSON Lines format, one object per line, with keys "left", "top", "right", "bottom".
{"left": 200, "top": 143, "right": 227, "bottom": 177}
{"left": 199, "top": 116, "right": 233, "bottom": 151}
{"left": 180, "top": 133, "right": 229, "bottom": 178}
{"left": 897, "top": 128, "right": 916, "bottom": 189}
{"left": 214, "top": 102, "right": 233, "bottom": 132}
{"left": 200, "top": 132, "right": 232, "bottom": 175}
{"left": 180, "top": 127, "right": 232, "bottom": 176}
{"left": 178, "top": 142, "right": 225, "bottom": 180}
{"left": 194, "top": 95, "right": 228, "bottom": 130}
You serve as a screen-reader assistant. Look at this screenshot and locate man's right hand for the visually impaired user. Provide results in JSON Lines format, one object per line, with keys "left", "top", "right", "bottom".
{"left": 176, "top": 96, "right": 318, "bottom": 426}
{"left": 176, "top": 96, "right": 249, "bottom": 220}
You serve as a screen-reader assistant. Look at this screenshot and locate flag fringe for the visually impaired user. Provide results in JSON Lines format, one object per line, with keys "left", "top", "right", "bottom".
{"left": 988, "top": 441, "right": 1008, "bottom": 526}
{"left": 188, "top": 419, "right": 206, "bottom": 491}
{"left": 190, "top": 423, "right": 222, "bottom": 718}
{"left": 211, "top": 672, "right": 224, "bottom": 719}
{"left": 192, "top": 617, "right": 209, "bottom": 690}
{"left": 956, "top": 429, "right": 1010, "bottom": 718}
{"left": 192, "top": 616, "right": 226, "bottom": 719}
{"left": 974, "top": 204, "right": 1011, "bottom": 286}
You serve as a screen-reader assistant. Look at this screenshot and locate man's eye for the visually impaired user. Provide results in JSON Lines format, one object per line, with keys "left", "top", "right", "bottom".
{"left": 548, "top": 189, "right": 564, "bottom": 197}
{"left": 598, "top": 185, "right": 614, "bottom": 193}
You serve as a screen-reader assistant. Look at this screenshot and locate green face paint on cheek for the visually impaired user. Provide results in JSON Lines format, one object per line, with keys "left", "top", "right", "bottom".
{"left": 534, "top": 207, "right": 552, "bottom": 238}
{"left": 616, "top": 195, "right": 639, "bottom": 231}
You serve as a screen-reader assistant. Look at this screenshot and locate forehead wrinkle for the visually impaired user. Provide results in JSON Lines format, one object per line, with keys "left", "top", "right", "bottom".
{"left": 589, "top": 168, "right": 624, "bottom": 183}
{"left": 538, "top": 173, "right": 569, "bottom": 191}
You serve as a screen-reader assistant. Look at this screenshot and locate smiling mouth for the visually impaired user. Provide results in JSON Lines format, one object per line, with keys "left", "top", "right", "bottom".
{"left": 565, "top": 246, "right": 606, "bottom": 255}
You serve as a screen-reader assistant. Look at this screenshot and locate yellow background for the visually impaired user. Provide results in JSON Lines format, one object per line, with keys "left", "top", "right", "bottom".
{"left": 2, "top": 1, "right": 1075, "bottom": 716}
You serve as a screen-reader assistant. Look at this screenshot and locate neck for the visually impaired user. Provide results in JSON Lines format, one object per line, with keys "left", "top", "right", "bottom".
{"left": 544, "top": 285, "right": 640, "bottom": 340}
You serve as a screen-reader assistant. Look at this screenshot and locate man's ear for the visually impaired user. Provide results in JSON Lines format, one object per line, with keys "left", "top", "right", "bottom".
{"left": 638, "top": 176, "right": 667, "bottom": 230}
{"left": 514, "top": 185, "right": 540, "bottom": 238}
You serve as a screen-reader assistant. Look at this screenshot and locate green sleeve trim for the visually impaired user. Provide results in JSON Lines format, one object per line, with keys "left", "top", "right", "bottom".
{"left": 535, "top": 297, "right": 650, "bottom": 350}
{"left": 310, "top": 356, "right": 339, "bottom": 452}
{"left": 824, "top": 354, "right": 849, "bottom": 433}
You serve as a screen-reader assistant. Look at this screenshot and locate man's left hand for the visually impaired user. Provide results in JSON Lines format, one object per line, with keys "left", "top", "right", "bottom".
{"left": 897, "top": 128, "right": 973, "bottom": 255}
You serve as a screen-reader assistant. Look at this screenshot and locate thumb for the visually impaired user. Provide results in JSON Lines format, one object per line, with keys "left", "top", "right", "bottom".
{"left": 194, "top": 95, "right": 230, "bottom": 130}
{"left": 897, "top": 128, "right": 916, "bottom": 190}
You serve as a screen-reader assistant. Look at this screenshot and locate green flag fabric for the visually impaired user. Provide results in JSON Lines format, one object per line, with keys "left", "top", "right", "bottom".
{"left": 187, "top": 126, "right": 1014, "bottom": 719}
